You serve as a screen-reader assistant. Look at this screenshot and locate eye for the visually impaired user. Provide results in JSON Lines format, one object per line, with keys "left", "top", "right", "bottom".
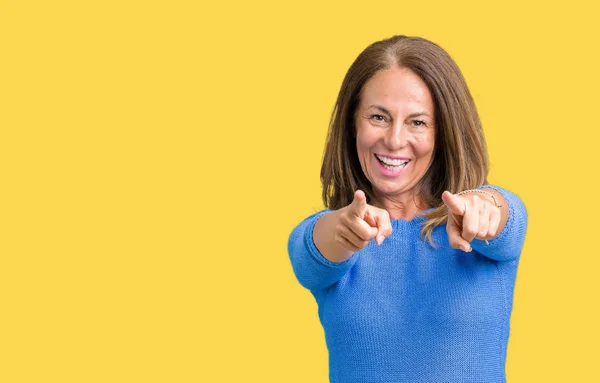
{"left": 370, "top": 114, "right": 387, "bottom": 122}
{"left": 412, "top": 120, "right": 426, "bottom": 127}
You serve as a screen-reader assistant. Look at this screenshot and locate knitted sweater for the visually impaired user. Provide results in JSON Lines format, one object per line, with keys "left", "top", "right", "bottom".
{"left": 288, "top": 185, "right": 527, "bottom": 383}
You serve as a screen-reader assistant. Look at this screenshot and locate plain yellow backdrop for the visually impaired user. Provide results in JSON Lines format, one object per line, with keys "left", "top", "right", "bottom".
{"left": 1, "top": 0, "right": 599, "bottom": 382}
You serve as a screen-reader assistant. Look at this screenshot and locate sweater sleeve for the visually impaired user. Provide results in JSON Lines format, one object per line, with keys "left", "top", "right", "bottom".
{"left": 470, "top": 184, "right": 528, "bottom": 262}
{"left": 287, "top": 210, "right": 360, "bottom": 292}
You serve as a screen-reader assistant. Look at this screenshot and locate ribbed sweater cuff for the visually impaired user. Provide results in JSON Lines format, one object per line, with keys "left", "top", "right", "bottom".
{"left": 471, "top": 184, "right": 527, "bottom": 261}
{"left": 304, "top": 210, "right": 357, "bottom": 268}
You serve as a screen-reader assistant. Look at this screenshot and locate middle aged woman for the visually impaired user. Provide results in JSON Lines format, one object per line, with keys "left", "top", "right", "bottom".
{"left": 288, "top": 35, "right": 528, "bottom": 383}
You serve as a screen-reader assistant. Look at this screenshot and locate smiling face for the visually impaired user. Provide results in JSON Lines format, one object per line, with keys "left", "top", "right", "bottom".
{"left": 355, "top": 66, "right": 436, "bottom": 208}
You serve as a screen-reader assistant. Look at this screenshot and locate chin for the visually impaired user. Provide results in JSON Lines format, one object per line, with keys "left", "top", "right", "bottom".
{"left": 373, "top": 183, "right": 409, "bottom": 196}
{"left": 376, "top": 176, "right": 421, "bottom": 193}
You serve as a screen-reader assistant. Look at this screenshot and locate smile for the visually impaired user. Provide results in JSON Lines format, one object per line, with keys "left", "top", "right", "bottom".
{"left": 375, "top": 154, "right": 410, "bottom": 171}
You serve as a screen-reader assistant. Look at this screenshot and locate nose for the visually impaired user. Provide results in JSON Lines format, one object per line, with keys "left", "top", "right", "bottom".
{"left": 384, "top": 122, "right": 409, "bottom": 150}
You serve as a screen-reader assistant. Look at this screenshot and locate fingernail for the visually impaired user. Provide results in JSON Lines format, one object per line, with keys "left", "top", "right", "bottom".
{"left": 377, "top": 235, "right": 384, "bottom": 245}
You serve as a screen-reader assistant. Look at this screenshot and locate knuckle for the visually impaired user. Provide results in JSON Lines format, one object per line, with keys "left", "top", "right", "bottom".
{"left": 338, "top": 213, "right": 349, "bottom": 225}
{"left": 480, "top": 204, "right": 488, "bottom": 215}
{"left": 334, "top": 233, "right": 343, "bottom": 243}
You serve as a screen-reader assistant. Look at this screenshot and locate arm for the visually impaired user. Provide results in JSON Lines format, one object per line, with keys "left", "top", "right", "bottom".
{"left": 471, "top": 184, "right": 528, "bottom": 261}
{"left": 287, "top": 210, "right": 360, "bottom": 292}
{"left": 288, "top": 191, "right": 393, "bottom": 291}
{"left": 313, "top": 209, "right": 359, "bottom": 263}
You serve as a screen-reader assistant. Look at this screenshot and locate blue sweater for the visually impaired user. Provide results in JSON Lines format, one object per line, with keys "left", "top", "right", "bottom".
{"left": 288, "top": 185, "right": 527, "bottom": 383}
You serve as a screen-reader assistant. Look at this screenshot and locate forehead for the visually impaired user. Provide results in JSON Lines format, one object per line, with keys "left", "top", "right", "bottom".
{"left": 360, "top": 67, "right": 433, "bottom": 110}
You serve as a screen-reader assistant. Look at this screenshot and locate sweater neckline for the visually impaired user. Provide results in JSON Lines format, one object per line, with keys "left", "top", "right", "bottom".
{"left": 391, "top": 207, "right": 435, "bottom": 224}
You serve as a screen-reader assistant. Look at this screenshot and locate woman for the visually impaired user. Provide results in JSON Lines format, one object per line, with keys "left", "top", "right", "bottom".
{"left": 288, "top": 35, "right": 527, "bottom": 383}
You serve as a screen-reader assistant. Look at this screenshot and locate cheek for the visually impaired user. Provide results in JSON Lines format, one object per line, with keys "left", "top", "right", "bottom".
{"left": 356, "top": 137, "right": 370, "bottom": 166}
{"left": 413, "top": 132, "right": 435, "bottom": 155}
{"left": 355, "top": 129, "right": 373, "bottom": 156}
{"left": 355, "top": 131, "right": 375, "bottom": 179}
{"left": 356, "top": 125, "right": 379, "bottom": 149}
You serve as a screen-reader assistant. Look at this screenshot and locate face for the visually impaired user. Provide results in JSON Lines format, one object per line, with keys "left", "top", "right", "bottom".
{"left": 355, "top": 66, "right": 436, "bottom": 204}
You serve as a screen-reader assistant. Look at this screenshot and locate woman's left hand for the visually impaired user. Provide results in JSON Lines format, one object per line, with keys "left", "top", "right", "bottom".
{"left": 441, "top": 191, "right": 502, "bottom": 252}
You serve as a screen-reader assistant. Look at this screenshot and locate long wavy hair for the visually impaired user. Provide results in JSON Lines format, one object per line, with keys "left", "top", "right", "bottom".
{"left": 320, "top": 35, "right": 489, "bottom": 245}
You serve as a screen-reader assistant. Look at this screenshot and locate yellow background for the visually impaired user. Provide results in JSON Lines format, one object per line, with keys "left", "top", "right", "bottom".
{"left": 1, "top": 0, "right": 598, "bottom": 381}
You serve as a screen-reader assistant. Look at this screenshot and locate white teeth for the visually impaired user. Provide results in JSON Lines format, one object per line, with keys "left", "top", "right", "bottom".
{"left": 382, "top": 162, "right": 407, "bottom": 171}
{"left": 376, "top": 154, "right": 409, "bottom": 166}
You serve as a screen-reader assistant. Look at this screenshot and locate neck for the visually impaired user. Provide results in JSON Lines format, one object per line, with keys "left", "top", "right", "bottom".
{"left": 376, "top": 191, "right": 430, "bottom": 221}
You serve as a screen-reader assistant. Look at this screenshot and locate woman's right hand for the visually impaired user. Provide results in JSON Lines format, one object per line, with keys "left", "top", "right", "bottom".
{"left": 334, "top": 190, "right": 393, "bottom": 251}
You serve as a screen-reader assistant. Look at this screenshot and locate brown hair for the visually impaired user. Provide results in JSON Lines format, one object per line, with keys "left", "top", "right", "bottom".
{"left": 320, "top": 35, "right": 489, "bottom": 245}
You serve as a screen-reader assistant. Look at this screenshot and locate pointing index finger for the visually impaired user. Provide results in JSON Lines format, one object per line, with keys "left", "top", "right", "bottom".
{"left": 442, "top": 191, "right": 466, "bottom": 216}
{"left": 351, "top": 190, "right": 367, "bottom": 219}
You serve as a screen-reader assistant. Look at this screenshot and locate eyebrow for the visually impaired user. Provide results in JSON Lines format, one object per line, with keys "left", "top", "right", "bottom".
{"left": 368, "top": 104, "right": 432, "bottom": 119}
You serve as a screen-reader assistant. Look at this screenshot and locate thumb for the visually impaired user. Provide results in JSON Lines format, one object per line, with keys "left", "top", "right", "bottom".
{"left": 374, "top": 213, "right": 393, "bottom": 245}
{"left": 446, "top": 214, "right": 473, "bottom": 252}
{"left": 442, "top": 191, "right": 466, "bottom": 216}
{"left": 350, "top": 189, "right": 368, "bottom": 219}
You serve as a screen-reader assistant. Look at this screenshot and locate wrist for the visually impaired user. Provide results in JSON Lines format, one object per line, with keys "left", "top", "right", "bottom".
{"left": 456, "top": 188, "right": 503, "bottom": 208}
